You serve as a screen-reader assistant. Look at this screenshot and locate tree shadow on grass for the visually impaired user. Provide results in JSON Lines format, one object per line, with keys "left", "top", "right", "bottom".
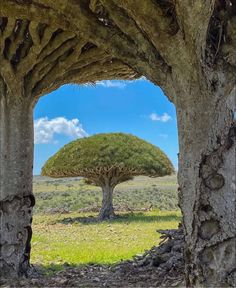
{"left": 32, "top": 262, "right": 114, "bottom": 277}
{"left": 32, "top": 262, "right": 84, "bottom": 276}
{"left": 56, "top": 212, "right": 182, "bottom": 225}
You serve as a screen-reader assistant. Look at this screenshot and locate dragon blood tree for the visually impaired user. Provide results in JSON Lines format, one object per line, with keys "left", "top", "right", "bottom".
{"left": 41, "top": 133, "right": 174, "bottom": 220}
{"left": 1, "top": 1, "right": 236, "bottom": 285}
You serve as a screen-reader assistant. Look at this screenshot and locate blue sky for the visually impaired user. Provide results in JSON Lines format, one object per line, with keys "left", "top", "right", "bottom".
{"left": 34, "top": 79, "right": 179, "bottom": 175}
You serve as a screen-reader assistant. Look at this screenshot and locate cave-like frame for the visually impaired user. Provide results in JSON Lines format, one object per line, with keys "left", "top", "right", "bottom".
{"left": 0, "top": 1, "right": 235, "bottom": 287}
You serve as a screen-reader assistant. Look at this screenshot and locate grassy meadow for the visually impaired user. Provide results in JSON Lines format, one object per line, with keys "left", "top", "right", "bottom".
{"left": 33, "top": 175, "right": 179, "bottom": 213}
{"left": 32, "top": 175, "right": 181, "bottom": 272}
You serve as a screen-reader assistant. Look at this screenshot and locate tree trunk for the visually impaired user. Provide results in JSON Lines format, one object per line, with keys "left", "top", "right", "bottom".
{"left": 0, "top": 93, "right": 35, "bottom": 278}
{"left": 99, "top": 184, "right": 115, "bottom": 220}
{"left": 176, "top": 87, "right": 236, "bottom": 287}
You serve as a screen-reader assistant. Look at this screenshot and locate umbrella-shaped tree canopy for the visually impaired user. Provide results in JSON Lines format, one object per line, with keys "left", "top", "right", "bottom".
{"left": 42, "top": 133, "right": 174, "bottom": 179}
{"left": 42, "top": 133, "right": 174, "bottom": 219}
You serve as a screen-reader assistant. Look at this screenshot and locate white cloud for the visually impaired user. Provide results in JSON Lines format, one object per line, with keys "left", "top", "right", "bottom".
{"left": 136, "top": 76, "right": 147, "bottom": 81}
{"left": 96, "top": 77, "right": 147, "bottom": 89}
{"left": 34, "top": 117, "right": 88, "bottom": 144}
{"left": 149, "top": 112, "right": 172, "bottom": 122}
{"left": 96, "top": 80, "right": 126, "bottom": 89}
{"left": 126, "top": 76, "right": 147, "bottom": 83}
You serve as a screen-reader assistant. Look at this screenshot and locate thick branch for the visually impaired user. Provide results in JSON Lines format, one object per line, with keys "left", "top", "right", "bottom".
{"left": 99, "top": 0, "right": 170, "bottom": 71}
{"left": 61, "top": 0, "right": 171, "bottom": 88}
{"left": 0, "top": 12, "right": 139, "bottom": 100}
{"left": 18, "top": 24, "right": 55, "bottom": 75}
{"left": 44, "top": 165, "right": 147, "bottom": 184}
{"left": 36, "top": 58, "right": 138, "bottom": 99}
{"left": 104, "top": 0, "right": 180, "bottom": 64}
{"left": 176, "top": 0, "right": 214, "bottom": 50}
{"left": 26, "top": 36, "right": 81, "bottom": 97}
{"left": 0, "top": 0, "right": 75, "bottom": 31}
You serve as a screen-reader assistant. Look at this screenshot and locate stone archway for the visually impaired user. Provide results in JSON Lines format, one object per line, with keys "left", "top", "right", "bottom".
{"left": 0, "top": 1, "right": 235, "bottom": 286}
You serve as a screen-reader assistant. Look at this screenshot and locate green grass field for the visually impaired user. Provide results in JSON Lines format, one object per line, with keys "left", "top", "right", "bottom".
{"left": 32, "top": 175, "right": 180, "bottom": 273}
{"left": 33, "top": 175, "right": 178, "bottom": 213}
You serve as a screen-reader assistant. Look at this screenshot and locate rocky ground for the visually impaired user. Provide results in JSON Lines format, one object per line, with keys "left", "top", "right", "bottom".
{"left": 1, "top": 228, "right": 185, "bottom": 288}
